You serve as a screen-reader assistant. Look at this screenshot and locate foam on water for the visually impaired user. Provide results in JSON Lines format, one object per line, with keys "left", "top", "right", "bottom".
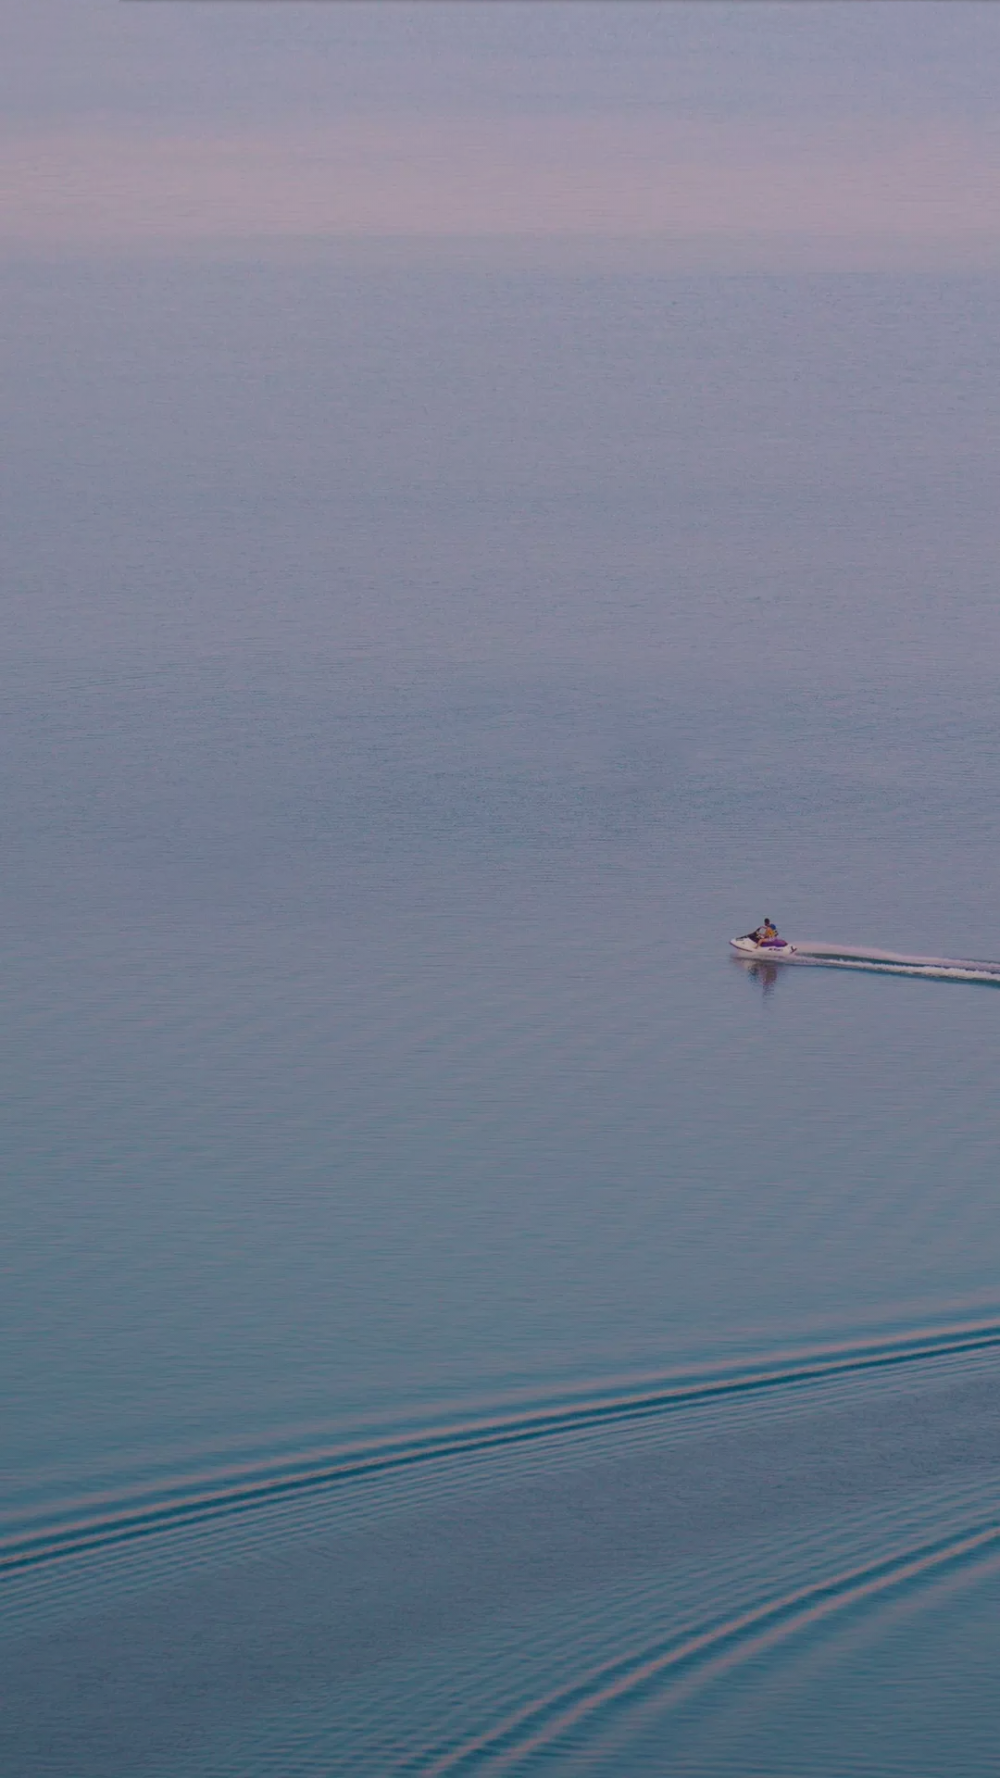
{"left": 742, "top": 942, "right": 1000, "bottom": 985}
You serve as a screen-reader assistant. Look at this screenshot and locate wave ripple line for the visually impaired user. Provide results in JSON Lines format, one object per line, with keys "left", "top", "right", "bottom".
{"left": 5, "top": 1318, "right": 1000, "bottom": 1577}
{"left": 413, "top": 1521, "right": 1000, "bottom": 1774}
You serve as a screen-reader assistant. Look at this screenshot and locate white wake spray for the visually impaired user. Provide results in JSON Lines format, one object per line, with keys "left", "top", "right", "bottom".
{"left": 785, "top": 942, "right": 1000, "bottom": 984}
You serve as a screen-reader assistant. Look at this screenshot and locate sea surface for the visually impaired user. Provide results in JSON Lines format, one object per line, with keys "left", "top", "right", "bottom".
{"left": 3, "top": 258, "right": 1000, "bottom": 1774}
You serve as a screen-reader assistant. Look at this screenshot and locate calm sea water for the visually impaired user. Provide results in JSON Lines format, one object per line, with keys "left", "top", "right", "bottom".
{"left": 3, "top": 259, "right": 1000, "bottom": 1774}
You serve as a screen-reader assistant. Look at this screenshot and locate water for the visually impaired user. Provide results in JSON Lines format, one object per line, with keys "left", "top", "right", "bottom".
{"left": 3, "top": 258, "right": 1000, "bottom": 1774}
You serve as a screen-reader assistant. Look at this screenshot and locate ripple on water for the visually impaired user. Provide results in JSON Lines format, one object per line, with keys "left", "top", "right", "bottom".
{"left": 4, "top": 1325, "right": 1000, "bottom": 1776}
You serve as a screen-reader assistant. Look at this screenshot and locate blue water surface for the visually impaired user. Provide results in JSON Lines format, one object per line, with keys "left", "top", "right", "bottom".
{"left": 2, "top": 259, "right": 1000, "bottom": 1774}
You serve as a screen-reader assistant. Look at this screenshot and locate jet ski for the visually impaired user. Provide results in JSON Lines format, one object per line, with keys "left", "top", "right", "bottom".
{"left": 730, "top": 934, "right": 796, "bottom": 957}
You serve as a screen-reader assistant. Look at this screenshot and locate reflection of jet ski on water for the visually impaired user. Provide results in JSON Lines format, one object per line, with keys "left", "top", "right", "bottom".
{"left": 730, "top": 921, "right": 796, "bottom": 959}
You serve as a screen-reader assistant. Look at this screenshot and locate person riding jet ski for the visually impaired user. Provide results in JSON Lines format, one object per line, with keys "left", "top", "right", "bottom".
{"left": 752, "top": 919, "right": 781, "bottom": 945}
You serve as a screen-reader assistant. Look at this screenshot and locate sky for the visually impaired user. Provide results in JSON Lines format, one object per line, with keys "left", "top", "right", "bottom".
{"left": 3, "top": 2, "right": 1000, "bottom": 265}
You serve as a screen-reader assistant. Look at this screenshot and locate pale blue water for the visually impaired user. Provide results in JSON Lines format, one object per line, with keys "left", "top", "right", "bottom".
{"left": 3, "top": 260, "right": 1000, "bottom": 1774}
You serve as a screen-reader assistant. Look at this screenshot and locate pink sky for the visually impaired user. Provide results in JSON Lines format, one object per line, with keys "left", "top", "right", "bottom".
{"left": 5, "top": 3, "right": 1000, "bottom": 265}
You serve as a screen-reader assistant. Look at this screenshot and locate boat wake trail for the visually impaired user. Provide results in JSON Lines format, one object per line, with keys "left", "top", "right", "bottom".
{"left": 786, "top": 943, "right": 1000, "bottom": 984}
{"left": 5, "top": 1315, "right": 1000, "bottom": 1577}
{"left": 409, "top": 1520, "right": 1000, "bottom": 1774}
